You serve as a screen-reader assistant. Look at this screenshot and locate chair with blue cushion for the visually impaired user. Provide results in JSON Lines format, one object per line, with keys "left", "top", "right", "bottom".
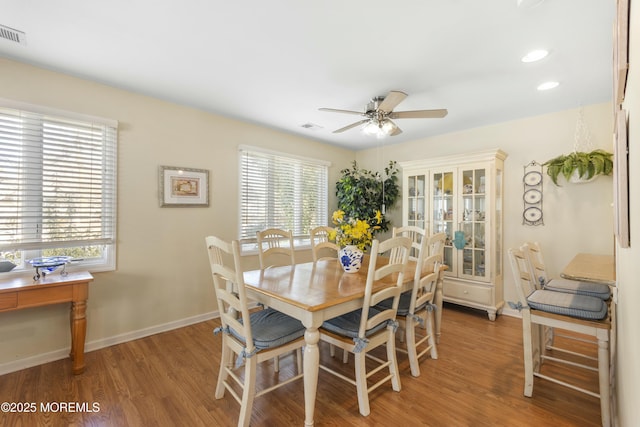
{"left": 508, "top": 246, "right": 611, "bottom": 427}
{"left": 524, "top": 241, "right": 611, "bottom": 300}
{"left": 425, "top": 232, "right": 446, "bottom": 343}
{"left": 256, "top": 228, "right": 295, "bottom": 269}
{"left": 310, "top": 226, "right": 339, "bottom": 262}
{"left": 319, "top": 236, "right": 412, "bottom": 417}
{"left": 206, "top": 235, "right": 305, "bottom": 427}
{"left": 386, "top": 227, "right": 442, "bottom": 377}
{"left": 523, "top": 241, "right": 611, "bottom": 351}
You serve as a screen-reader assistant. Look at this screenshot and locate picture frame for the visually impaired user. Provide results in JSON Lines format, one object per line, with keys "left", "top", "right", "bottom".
{"left": 613, "top": 0, "right": 629, "bottom": 106}
{"left": 159, "top": 166, "right": 209, "bottom": 207}
{"left": 613, "top": 109, "right": 629, "bottom": 248}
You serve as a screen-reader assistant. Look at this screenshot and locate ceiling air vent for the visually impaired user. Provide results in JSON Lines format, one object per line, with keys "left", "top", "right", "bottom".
{"left": 0, "top": 24, "right": 26, "bottom": 45}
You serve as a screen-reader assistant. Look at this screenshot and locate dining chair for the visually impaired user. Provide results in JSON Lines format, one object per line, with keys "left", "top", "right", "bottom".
{"left": 256, "top": 228, "right": 295, "bottom": 269}
{"left": 426, "top": 232, "right": 446, "bottom": 344}
{"left": 384, "top": 227, "right": 442, "bottom": 376}
{"left": 319, "top": 236, "right": 412, "bottom": 416}
{"left": 392, "top": 225, "right": 427, "bottom": 259}
{"left": 507, "top": 246, "right": 612, "bottom": 427}
{"left": 255, "top": 228, "right": 297, "bottom": 372}
{"left": 205, "top": 235, "right": 305, "bottom": 427}
{"left": 309, "top": 225, "right": 349, "bottom": 363}
{"left": 310, "top": 226, "right": 339, "bottom": 262}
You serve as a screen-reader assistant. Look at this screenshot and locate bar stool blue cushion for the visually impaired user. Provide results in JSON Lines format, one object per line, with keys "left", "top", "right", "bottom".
{"left": 231, "top": 308, "right": 305, "bottom": 350}
{"left": 322, "top": 307, "right": 389, "bottom": 338}
{"left": 527, "top": 289, "right": 608, "bottom": 320}
{"left": 543, "top": 278, "right": 610, "bottom": 300}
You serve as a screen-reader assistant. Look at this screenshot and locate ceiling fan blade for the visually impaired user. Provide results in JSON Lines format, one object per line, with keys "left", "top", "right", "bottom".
{"left": 377, "top": 90, "right": 408, "bottom": 114}
{"left": 319, "top": 107, "right": 365, "bottom": 116}
{"left": 387, "top": 119, "right": 403, "bottom": 136}
{"left": 333, "top": 119, "right": 370, "bottom": 133}
{"left": 389, "top": 109, "right": 448, "bottom": 119}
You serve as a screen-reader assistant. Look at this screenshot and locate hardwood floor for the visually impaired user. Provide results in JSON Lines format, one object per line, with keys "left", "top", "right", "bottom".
{"left": 0, "top": 304, "right": 603, "bottom": 426}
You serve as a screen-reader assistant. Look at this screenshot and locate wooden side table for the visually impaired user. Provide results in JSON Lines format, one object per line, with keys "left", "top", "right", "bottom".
{"left": 0, "top": 271, "right": 93, "bottom": 374}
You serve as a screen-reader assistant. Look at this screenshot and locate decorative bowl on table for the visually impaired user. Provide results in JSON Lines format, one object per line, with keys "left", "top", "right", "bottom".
{"left": 28, "top": 256, "right": 73, "bottom": 280}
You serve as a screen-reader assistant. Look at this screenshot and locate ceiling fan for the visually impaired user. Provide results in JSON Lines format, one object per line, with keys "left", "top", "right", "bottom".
{"left": 319, "top": 90, "right": 447, "bottom": 137}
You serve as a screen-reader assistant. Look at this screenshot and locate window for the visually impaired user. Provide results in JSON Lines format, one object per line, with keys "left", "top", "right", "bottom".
{"left": 0, "top": 100, "right": 117, "bottom": 273}
{"left": 239, "top": 146, "right": 329, "bottom": 250}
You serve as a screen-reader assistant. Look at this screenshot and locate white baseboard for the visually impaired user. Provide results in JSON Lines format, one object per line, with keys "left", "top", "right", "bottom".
{"left": 0, "top": 310, "right": 220, "bottom": 376}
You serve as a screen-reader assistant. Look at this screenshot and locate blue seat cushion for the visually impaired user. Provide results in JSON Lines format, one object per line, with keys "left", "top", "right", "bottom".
{"left": 321, "top": 307, "right": 388, "bottom": 338}
{"left": 376, "top": 291, "right": 426, "bottom": 317}
{"left": 527, "top": 289, "right": 608, "bottom": 320}
{"left": 544, "top": 278, "right": 610, "bottom": 300}
{"left": 230, "top": 308, "right": 305, "bottom": 350}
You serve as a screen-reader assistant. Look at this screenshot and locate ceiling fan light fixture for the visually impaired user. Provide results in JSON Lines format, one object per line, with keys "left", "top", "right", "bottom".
{"left": 363, "top": 119, "right": 383, "bottom": 136}
{"left": 362, "top": 118, "right": 396, "bottom": 138}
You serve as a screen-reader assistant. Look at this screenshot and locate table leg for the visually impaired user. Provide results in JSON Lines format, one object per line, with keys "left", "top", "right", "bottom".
{"left": 70, "top": 300, "right": 87, "bottom": 374}
{"left": 303, "top": 326, "right": 320, "bottom": 426}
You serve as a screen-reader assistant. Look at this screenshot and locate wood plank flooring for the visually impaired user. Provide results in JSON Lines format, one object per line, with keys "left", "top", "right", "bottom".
{"left": 0, "top": 304, "right": 603, "bottom": 426}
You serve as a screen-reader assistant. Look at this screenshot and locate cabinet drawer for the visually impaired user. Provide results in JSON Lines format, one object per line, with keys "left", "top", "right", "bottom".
{"left": 0, "top": 292, "right": 18, "bottom": 311}
{"left": 444, "top": 280, "right": 492, "bottom": 305}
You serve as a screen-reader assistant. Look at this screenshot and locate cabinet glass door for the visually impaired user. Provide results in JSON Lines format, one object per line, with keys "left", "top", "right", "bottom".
{"left": 431, "top": 171, "right": 455, "bottom": 272}
{"left": 460, "top": 167, "right": 487, "bottom": 281}
{"left": 406, "top": 174, "right": 426, "bottom": 230}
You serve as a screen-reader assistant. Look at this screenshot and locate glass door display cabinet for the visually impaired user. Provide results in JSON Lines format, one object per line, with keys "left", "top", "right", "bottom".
{"left": 400, "top": 149, "right": 507, "bottom": 320}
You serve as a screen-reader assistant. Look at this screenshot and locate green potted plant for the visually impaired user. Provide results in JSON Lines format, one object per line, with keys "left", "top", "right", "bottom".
{"left": 543, "top": 149, "right": 613, "bottom": 186}
{"left": 335, "top": 160, "right": 400, "bottom": 234}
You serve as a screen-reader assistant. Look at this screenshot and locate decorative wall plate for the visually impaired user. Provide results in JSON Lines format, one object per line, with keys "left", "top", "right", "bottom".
{"left": 523, "top": 189, "right": 542, "bottom": 204}
{"left": 524, "top": 171, "right": 542, "bottom": 186}
{"left": 523, "top": 206, "right": 543, "bottom": 222}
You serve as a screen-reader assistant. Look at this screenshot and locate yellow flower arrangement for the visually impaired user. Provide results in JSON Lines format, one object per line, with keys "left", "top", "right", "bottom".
{"left": 328, "top": 209, "right": 381, "bottom": 250}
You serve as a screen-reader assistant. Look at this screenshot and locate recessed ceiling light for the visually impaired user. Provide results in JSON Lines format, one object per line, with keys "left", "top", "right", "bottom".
{"left": 517, "top": 0, "right": 545, "bottom": 9}
{"left": 522, "top": 49, "right": 549, "bottom": 63}
{"left": 537, "top": 81, "right": 559, "bottom": 91}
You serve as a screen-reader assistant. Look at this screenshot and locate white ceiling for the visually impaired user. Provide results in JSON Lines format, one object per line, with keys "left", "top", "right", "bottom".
{"left": 1, "top": 0, "right": 615, "bottom": 150}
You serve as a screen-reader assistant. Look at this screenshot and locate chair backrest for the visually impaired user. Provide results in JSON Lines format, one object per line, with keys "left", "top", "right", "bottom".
{"left": 507, "top": 246, "right": 537, "bottom": 309}
{"left": 392, "top": 225, "right": 427, "bottom": 261}
{"left": 426, "top": 232, "right": 446, "bottom": 261}
{"left": 409, "top": 253, "right": 441, "bottom": 315}
{"left": 256, "top": 228, "right": 295, "bottom": 268}
{"left": 523, "top": 241, "right": 549, "bottom": 287}
{"left": 205, "top": 236, "right": 256, "bottom": 354}
{"left": 358, "top": 236, "right": 412, "bottom": 338}
{"left": 310, "top": 226, "right": 339, "bottom": 262}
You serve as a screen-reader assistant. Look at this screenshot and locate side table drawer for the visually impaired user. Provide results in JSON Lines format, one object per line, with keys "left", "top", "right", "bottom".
{"left": 444, "top": 280, "right": 492, "bottom": 305}
{"left": 0, "top": 292, "right": 18, "bottom": 311}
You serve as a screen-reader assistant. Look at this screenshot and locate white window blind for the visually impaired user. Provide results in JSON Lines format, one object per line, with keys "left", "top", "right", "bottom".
{"left": 239, "top": 146, "right": 329, "bottom": 242}
{"left": 0, "top": 102, "right": 117, "bottom": 264}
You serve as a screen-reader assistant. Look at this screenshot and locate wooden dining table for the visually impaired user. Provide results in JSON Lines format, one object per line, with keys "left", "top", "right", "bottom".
{"left": 243, "top": 258, "right": 416, "bottom": 426}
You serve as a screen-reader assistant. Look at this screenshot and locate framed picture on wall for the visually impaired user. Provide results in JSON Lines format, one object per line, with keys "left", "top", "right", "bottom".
{"left": 613, "top": 109, "right": 629, "bottom": 248}
{"left": 159, "top": 166, "right": 209, "bottom": 207}
{"left": 614, "top": 0, "right": 629, "bottom": 106}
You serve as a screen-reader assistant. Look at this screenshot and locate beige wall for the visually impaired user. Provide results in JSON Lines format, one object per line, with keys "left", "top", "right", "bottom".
{"left": 356, "top": 103, "right": 615, "bottom": 307}
{"left": 615, "top": 0, "right": 640, "bottom": 424}
{"left": 0, "top": 58, "right": 354, "bottom": 370}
